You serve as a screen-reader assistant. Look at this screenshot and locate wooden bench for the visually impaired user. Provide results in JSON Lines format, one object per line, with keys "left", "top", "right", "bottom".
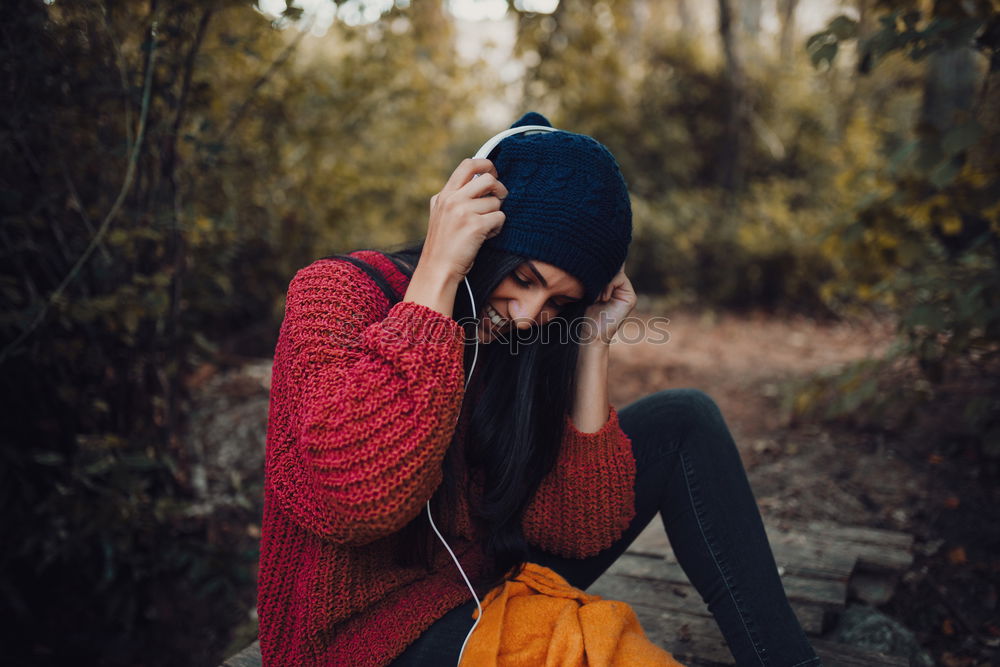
{"left": 221, "top": 641, "right": 260, "bottom": 667}
{"left": 587, "top": 517, "right": 914, "bottom": 666}
{"left": 221, "top": 518, "right": 915, "bottom": 666}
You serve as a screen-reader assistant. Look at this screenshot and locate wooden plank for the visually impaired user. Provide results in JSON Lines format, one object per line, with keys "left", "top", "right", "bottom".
{"left": 220, "top": 641, "right": 261, "bottom": 667}
{"left": 631, "top": 607, "right": 906, "bottom": 667}
{"left": 770, "top": 532, "right": 913, "bottom": 574}
{"left": 629, "top": 517, "right": 913, "bottom": 558}
{"left": 772, "top": 520, "right": 915, "bottom": 550}
{"left": 607, "top": 554, "right": 847, "bottom": 611}
{"left": 773, "top": 546, "right": 854, "bottom": 580}
{"left": 630, "top": 519, "right": 856, "bottom": 581}
{"left": 629, "top": 519, "right": 671, "bottom": 557}
{"left": 764, "top": 521, "right": 914, "bottom": 573}
{"left": 657, "top": 538, "right": 857, "bottom": 582}
{"left": 588, "top": 572, "right": 826, "bottom": 635}
{"left": 812, "top": 638, "right": 909, "bottom": 667}
{"left": 753, "top": 529, "right": 858, "bottom": 580}
{"left": 630, "top": 607, "right": 907, "bottom": 667}
{"left": 628, "top": 603, "right": 733, "bottom": 666}
{"left": 630, "top": 518, "right": 911, "bottom": 579}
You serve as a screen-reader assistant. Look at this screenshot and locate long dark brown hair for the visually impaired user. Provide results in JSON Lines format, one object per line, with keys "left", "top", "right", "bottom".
{"left": 330, "top": 240, "right": 590, "bottom": 584}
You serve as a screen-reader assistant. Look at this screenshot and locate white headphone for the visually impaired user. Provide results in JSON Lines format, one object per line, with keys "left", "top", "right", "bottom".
{"left": 425, "top": 122, "right": 561, "bottom": 666}
{"left": 471, "top": 124, "right": 558, "bottom": 159}
{"left": 464, "top": 123, "right": 559, "bottom": 389}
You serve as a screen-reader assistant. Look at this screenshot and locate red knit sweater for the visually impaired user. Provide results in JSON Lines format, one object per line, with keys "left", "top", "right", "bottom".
{"left": 257, "top": 250, "right": 637, "bottom": 666}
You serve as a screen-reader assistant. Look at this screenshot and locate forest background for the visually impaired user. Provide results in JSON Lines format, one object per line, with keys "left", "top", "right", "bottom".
{"left": 1, "top": 0, "right": 998, "bottom": 665}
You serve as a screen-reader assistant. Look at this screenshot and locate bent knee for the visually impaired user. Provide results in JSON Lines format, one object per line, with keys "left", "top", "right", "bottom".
{"left": 619, "top": 387, "right": 725, "bottom": 444}
{"left": 644, "top": 387, "right": 722, "bottom": 419}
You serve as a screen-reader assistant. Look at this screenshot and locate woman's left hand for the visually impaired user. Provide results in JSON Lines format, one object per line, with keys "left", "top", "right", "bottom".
{"left": 582, "top": 267, "right": 637, "bottom": 345}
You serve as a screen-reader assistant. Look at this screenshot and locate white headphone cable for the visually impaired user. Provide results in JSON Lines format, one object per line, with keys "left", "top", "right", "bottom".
{"left": 425, "top": 274, "right": 480, "bottom": 666}
{"left": 425, "top": 123, "right": 560, "bottom": 666}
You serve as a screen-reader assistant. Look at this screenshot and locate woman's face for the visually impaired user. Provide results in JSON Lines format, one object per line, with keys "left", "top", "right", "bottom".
{"left": 476, "top": 259, "right": 584, "bottom": 343}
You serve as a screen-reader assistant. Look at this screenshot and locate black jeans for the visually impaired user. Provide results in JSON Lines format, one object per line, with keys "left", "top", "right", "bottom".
{"left": 391, "top": 389, "right": 821, "bottom": 666}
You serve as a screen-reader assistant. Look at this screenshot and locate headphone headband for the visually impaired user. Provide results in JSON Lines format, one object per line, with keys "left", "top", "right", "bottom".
{"left": 472, "top": 124, "right": 559, "bottom": 160}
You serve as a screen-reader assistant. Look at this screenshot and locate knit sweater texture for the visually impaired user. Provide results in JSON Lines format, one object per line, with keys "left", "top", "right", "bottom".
{"left": 257, "top": 250, "right": 638, "bottom": 666}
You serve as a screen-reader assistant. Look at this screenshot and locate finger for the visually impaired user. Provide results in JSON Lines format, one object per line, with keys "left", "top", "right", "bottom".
{"left": 480, "top": 210, "right": 506, "bottom": 236}
{"left": 460, "top": 172, "right": 507, "bottom": 200}
{"left": 464, "top": 195, "right": 504, "bottom": 214}
{"left": 485, "top": 177, "right": 509, "bottom": 201}
{"left": 429, "top": 193, "right": 438, "bottom": 213}
{"left": 442, "top": 158, "right": 497, "bottom": 193}
{"left": 441, "top": 195, "right": 501, "bottom": 217}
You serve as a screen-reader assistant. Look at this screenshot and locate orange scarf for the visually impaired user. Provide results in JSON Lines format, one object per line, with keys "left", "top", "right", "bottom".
{"left": 460, "top": 563, "right": 685, "bottom": 667}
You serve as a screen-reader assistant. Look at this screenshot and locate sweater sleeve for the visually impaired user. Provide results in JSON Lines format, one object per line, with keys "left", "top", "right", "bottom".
{"left": 522, "top": 406, "right": 636, "bottom": 558}
{"left": 266, "top": 259, "right": 467, "bottom": 546}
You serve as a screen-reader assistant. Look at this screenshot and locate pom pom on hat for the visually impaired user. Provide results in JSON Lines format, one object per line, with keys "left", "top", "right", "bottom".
{"left": 483, "top": 112, "right": 632, "bottom": 304}
{"left": 510, "top": 111, "right": 553, "bottom": 128}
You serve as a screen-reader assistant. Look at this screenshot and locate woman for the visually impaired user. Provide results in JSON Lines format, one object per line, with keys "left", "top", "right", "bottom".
{"left": 257, "top": 113, "right": 820, "bottom": 666}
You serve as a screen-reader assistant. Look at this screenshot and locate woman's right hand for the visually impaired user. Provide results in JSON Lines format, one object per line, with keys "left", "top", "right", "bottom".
{"left": 420, "top": 158, "right": 509, "bottom": 282}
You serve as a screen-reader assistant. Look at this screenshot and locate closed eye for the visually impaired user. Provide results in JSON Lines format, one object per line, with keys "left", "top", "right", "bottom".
{"left": 511, "top": 271, "right": 573, "bottom": 310}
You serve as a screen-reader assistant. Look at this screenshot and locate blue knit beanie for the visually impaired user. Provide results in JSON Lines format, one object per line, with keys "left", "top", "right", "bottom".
{"left": 483, "top": 112, "right": 632, "bottom": 304}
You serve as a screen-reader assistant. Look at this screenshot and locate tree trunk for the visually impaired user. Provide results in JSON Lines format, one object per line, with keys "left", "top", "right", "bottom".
{"left": 777, "top": 0, "right": 800, "bottom": 61}
{"left": 716, "top": 0, "right": 748, "bottom": 194}
{"left": 676, "top": 0, "right": 695, "bottom": 34}
{"left": 410, "top": 0, "right": 453, "bottom": 65}
{"left": 836, "top": 0, "right": 876, "bottom": 139}
{"left": 742, "top": 0, "right": 763, "bottom": 38}
{"left": 969, "top": 68, "right": 1000, "bottom": 175}
{"left": 920, "top": 47, "right": 978, "bottom": 134}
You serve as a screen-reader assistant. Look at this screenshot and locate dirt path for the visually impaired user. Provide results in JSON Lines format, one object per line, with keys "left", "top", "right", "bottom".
{"left": 609, "top": 307, "right": 896, "bottom": 444}
{"left": 608, "top": 307, "right": 923, "bottom": 532}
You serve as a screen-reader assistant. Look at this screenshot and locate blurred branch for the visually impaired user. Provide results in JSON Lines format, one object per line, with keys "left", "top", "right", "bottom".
{"left": 164, "top": 7, "right": 212, "bottom": 446}
{"left": 215, "top": 20, "right": 311, "bottom": 148}
{"left": 0, "top": 19, "right": 160, "bottom": 365}
{"left": 60, "top": 160, "right": 112, "bottom": 264}
{"left": 174, "top": 8, "right": 212, "bottom": 138}
{"left": 7, "top": 128, "right": 42, "bottom": 178}
{"left": 102, "top": 4, "right": 134, "bottom": 155}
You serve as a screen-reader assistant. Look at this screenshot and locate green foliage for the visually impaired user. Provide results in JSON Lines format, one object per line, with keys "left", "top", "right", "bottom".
{"left": 0, "top": 0, "right": 482, "bottom": 664}
{"left": 807, "top": 15, "right": 859, "bottom": 68}
{"left": 515, "top": 4, "right": 850, "bottom": 313}
{"left": 815, "top": 1, "right": 1000, "bottom": 73}
{"left": 792, "top": 2, "right": 1000, "bottom": 444}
